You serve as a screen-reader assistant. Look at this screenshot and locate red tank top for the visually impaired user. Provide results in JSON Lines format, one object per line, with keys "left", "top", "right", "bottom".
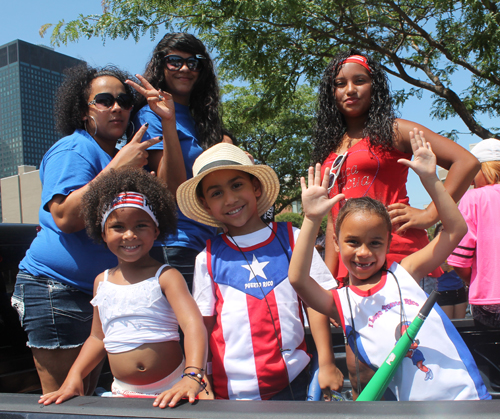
{"left": 321, "top": 138, "right": 441, "bottom": 279}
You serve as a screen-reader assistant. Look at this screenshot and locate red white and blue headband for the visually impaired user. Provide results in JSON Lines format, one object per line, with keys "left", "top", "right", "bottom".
{"left": 340, "top": 55, "right": 371, "bottom": 73}
{"left": 101, "top": 192, "right": 159, "bottom": 229}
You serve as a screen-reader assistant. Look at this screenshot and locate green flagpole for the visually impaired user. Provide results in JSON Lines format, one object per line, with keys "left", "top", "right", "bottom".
{"left": 356, "top": 290, "right": 439, "bottom": 401}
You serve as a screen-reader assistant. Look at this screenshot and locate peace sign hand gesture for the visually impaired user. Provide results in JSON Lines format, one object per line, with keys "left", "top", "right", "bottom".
{"left": 126, "top": 75, "right": 175, "bottom": 122}
{"left": 109, "top": 123, "right": 161, "bottom": 170}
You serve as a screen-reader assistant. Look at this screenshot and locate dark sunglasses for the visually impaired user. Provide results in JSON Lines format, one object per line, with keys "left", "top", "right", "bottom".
{"left": 328, "top": 152, "right": 348, "bottom": 193}
{"left": 88, "top": 93, "right": 134, "bottom": 110}
{"left": 163, "top": 54, "right": 205, "bottom": 72}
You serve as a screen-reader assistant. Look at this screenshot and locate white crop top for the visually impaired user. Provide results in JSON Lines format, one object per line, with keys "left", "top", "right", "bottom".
{"left": 90, "top": 264, "right": 179, "bottom": 354}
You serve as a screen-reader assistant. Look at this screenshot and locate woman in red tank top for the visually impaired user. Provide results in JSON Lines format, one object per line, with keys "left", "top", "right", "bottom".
{"left": 312, "top": 49, "right": 480, "bottom": 282}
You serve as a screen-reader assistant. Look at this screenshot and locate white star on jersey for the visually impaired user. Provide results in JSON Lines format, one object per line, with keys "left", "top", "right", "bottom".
{"left": 242, "top": 254, "right": 270, "bottom": 282}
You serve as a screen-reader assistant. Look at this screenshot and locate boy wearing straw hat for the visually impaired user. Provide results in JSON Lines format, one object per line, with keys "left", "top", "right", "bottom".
{"left": 177, "top": 143, "right": 343, "bottom": 401}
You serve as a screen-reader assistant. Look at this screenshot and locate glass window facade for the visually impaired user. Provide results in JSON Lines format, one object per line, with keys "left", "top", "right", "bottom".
{"left": 0, "top": 40, "right": 84, "bottom": 218}
{"left": 0, "top": 40, "right": 84, "bottom": 179}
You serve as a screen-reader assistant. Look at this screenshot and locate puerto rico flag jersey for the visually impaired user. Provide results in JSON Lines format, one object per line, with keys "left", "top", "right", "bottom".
{"left": 332, "top": 262, "right": 490, "bottom": 401}
{"left": 193, "top": 222, "right": 337, "bottom": 400}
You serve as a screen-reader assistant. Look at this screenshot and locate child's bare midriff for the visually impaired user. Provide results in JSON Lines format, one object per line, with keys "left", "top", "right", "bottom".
{"left": 108, "top": 341, "right": 183, "bottom": 385}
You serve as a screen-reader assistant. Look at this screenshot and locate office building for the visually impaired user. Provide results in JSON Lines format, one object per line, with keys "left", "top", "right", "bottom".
{"left": 0, "top": 39, "right": 84, "bottom": 220}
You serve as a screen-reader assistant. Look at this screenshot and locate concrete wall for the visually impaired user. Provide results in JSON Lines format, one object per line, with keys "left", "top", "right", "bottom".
{"left": 1, "top": 175, "right": 22, "bottom": 223}
{"left": 1, "top": 165, "right": 41, "bottom": 223}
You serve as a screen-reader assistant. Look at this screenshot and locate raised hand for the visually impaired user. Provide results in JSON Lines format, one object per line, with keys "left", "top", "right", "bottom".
{"left": 301, "top": 163, "right": 345, "bottom": 222}
{"left": 126, "top": 75, "right": 175, "bottom": 122}
{"left": 389, "top": 129, "right": 439, "bottom": 232}
{"left": 397, "top": 129, "right": 437, "bottom": 180}
{"left": 109, "top": 123, "right": 161, "bottom": 169}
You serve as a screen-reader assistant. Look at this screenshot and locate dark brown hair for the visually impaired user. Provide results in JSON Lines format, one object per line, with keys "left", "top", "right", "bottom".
{"left": 334, "top": 197, "right": 392, "bottom": 239}
{"left": 142, "top": 33, "right": 222, "bottom": 148}
{"left": 81, "top": 167, "right": 177, "bottom": 243}
{"left": 54, "top": 64, "right": 135, "bottom": 136}
{"left": 313, "top": 49, "right": 397, "bottom": 164}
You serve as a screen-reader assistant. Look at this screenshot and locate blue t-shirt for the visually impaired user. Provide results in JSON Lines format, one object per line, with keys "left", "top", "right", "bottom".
{"left": 19, "top": 130, "right": 118, "bottom": 294}
{"left": 437, "top": 270, "right": 465, "bottom": 292}
{"left": 132, "top": 104, "right": 217, "bottom": 251}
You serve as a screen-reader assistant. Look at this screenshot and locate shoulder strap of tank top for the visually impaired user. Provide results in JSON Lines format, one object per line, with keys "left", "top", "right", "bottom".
{"left": 155, "top": 264, "right": 170, "bottom": 281}
{"left": 103, "top": 269, "right": 109, "bottom": 282}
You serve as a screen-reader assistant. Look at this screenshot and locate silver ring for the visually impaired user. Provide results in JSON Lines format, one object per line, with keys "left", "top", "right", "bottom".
{"left": 158, "top": 95, "right": 164, "bottom": 101}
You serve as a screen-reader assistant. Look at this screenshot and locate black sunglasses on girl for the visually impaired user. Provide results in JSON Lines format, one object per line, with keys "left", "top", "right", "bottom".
{"left": 88, "top": 93, "right": 134, "bottom": 110}
{"left": 163, "top": 54, "right": 205, "bottom": 72}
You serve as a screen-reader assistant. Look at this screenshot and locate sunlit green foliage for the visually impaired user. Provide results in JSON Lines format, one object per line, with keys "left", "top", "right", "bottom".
{"left": 42, "top": 0, "right": 500, "bottom": 139}
{"left": 223, "top": 83, "right": 316, "bottom": 213}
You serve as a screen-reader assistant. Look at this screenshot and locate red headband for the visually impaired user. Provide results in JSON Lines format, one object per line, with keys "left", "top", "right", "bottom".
{"left": 340, "top": 55, "right": 371, "bottom": 73}
{"left": 101, "top": 192, "right": 158, "bottom": 229}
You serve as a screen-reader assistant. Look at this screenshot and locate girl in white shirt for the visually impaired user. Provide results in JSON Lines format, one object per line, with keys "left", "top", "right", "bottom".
{"left": 39, "top": 167, "right": 208, "bottom": 408}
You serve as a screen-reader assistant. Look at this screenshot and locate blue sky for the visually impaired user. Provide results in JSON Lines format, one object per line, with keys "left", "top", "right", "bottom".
{"left": 1, "top": 0, "right": 494, "bottom": 209}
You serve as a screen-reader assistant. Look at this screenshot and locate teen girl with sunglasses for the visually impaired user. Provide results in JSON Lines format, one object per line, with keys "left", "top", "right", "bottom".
{"left": 12, "top": 65, "right": 162, "bottom": 395}
{"left": 130, "top": 33, "right": 223, "bottom": 292}
{"left": 313, "top": 49, "right": 480, "bottom": 284}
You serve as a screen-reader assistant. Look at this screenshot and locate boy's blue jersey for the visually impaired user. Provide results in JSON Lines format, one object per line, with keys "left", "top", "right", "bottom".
{"left": 208, "top": 223, "right": 292, "bottom": 300}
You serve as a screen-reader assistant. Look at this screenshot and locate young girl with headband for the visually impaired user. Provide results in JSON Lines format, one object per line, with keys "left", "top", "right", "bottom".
{"left": 39, "top": 167, "right": 209, "bottom": 408}
{"left": 314, "top": 50, "right": 480, "bottom": 283}
{"left": 290, "top": 131, "right": 490, "bottom": 400}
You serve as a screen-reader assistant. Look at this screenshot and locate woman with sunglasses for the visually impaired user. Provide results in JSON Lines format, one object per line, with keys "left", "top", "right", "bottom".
{"left": 12, "top": 64, "right": 162, "bottom": 394}
{"left": 131, "top": 33, "right": 223, "bottom": 291}
{"left": 313, "top": 49, "right": 480, "bottom": 286}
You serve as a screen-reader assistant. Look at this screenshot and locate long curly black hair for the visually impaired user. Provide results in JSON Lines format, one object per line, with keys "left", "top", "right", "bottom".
{"left": 142, "top": 33, "right": 222, "bottom": 148}
{"left": 81, "top": 167, "right": 177, "bottom": 244}
{"left": 54, "top": 64, "right": 136, "bottom": 137}
{"left": 312, "top": 49, "right": 397, "bottom": 164}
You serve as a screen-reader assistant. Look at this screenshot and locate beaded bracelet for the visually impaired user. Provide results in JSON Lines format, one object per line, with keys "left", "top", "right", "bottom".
{"left": 181, "top": 372, "right": 209, "bottom": 395}
{"left": 183, "top": 370, "right": 203, "bottom": 380}
{"left": 183, "top": 367, "right": 205, "bottom": 379}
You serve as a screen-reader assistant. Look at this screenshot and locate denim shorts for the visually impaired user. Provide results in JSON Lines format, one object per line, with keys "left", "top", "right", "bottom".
{"left": 11, "top": 271, "right": 93, "bottom": 349}
{"left": 437, "top": 286, "right": 467, "bottom": 306}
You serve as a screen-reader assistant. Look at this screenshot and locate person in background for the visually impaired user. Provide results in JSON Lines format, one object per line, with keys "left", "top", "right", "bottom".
{"left": 448, "top": 138, "right": 500, "bottom": 328}
{"left": 433, "top": 223, "right": 467, "bottom": 319}
{"left": 315, "top": 227, "right": 326, "bottom": 260}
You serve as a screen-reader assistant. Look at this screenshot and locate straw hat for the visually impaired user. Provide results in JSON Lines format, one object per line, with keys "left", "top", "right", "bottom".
{"left": 471, "top": 138, "right": 500, "bottom": 163}
{"left": 176, "top": 143, "right": 280, "bottom": 227}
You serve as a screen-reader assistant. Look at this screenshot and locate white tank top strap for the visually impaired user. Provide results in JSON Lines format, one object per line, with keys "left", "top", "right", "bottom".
{"left": 155, "top": 264, "right": 170, "bottom": 282}
{"left": 90, "top": 270, "right": 109, "bottom": 307}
